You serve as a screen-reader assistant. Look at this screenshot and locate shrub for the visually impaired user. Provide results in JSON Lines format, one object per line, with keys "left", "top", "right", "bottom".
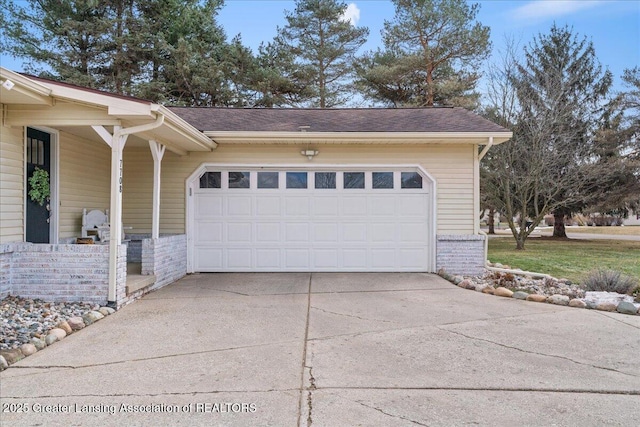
{"left": 582, "top": 269, "right": 639, "bottom": 295}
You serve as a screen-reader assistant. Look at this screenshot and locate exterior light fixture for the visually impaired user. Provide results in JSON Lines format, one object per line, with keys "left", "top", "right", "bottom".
{"left": 2, "top": 79, "right": 15, "bottom": 90}
{"left": 301, "top": 149, "right": 319, "bottom": 160}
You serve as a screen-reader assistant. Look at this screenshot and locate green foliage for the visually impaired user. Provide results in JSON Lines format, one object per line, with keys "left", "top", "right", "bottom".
{"left": 271, "top": 0, "right": 369, "bottom": 107}
{"left": 3, "top": 0, "right": 255, "bottom": 106}
{"left": 28, "top": 168, "right": 50, "bottom": 206}
{"left": 582, "top": 269, "right": 639, "bottom": 295}
{"left": 356, "top": 0, "right": 490, "bottom": 107}
{"left": 488, "top": 238, "right": 640, "bottom": 284}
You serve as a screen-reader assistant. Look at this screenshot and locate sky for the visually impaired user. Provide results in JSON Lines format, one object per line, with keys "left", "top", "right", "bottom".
{"left": 1, "top": 0, "right": 639, "bottom": 94}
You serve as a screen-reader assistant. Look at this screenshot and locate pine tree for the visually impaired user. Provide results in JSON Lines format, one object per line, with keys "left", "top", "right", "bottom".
{"left": 356, "top": 0, "right": 490, "bottom": 108}
{"left": 272, "top": 0, "right": 369, "bottom": 108}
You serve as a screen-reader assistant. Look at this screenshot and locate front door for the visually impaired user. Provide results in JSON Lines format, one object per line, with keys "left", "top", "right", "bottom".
{"left": 26, "top": 128, "right": 51, "bottom": 243}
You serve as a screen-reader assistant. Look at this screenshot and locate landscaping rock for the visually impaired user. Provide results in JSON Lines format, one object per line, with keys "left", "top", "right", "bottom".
{"left": 99, "top": 306, "right": 115, "bottom": 316}
{"left": 19, "top": 343, "right": 37, "bottom": 357}
{"left": 56, "top": 321, "right": 72, "bottom": 334}
{"left": 458, "top": 279, "right": 472, "bottom": 289}
{"left": 512, "top": 291, "right": 529, "bottom": 300}
{"left": 481, "top": 285, "right": 495, "bottom": 295}
{"left": 49, "top": 328, "right": 67, "bottom": 340}
{"left": 0, "top": 355, "right": 7, "bottom": 371}
{"left": 595, "top": 302, "right": 618, "bottom": 312}
{"left": 617, "top": 301, "right": 638, "bottom": 315}
{"left": 82, "top": 311, "right": 104, "bottom": 326}
{"left": 45, "top": 334, "right": 58, "bottom": 346}
{"left": 0, "top": 348, "right": 24, "bottom": 365}
{"left": 569, "top": 299, "right": 587, "bottom": 308}
{"left": 67, "top": 317, "right": 86, "bottom": 331}
{"left": 494, "top": 287, "right": 513, "bottom": 298}
{"left": 30, "top": 337, "right": 46, "bottom": 350}
{"left": 526, "top": 294, "right": 547, "bottom": 303}
{"left": 547, "top": 295, "right": 570, "bottom": 306}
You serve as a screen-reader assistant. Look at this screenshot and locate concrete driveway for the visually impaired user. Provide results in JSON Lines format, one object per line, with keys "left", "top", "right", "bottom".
{"left": 1, "top": 273, "right": 639, "bottom": 426}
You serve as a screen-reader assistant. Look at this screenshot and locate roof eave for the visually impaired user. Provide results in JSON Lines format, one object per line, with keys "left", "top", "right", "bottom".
{"left": 202, "top": 131, "right": 513, "bottom": 144}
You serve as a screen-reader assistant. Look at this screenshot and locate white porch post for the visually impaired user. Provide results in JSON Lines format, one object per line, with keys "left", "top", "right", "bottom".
{"left": 149, "top": 140, "right": 166, "bottom": 240}
{"left": 92, "top": 125, "right": 129, "bottom": 303}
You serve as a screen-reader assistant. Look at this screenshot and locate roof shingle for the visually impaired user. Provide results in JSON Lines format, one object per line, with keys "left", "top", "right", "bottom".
{"left": 167, "top": 107, "right": 510, "bottom": 133}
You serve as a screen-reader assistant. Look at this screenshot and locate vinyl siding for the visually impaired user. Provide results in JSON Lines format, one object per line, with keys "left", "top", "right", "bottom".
{"left": 122, "top": 143, "right": 476, "bottom": 235}
{"left": 58, "top": 131, "right": 111, "bottom": 239}
{"left": 0, "top": 122, "right": 24, "bottom": 243}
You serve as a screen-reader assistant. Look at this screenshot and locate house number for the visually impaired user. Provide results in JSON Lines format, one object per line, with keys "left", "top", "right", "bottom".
{"left": 119, "top": 159, "right": 123, "bottom": 193}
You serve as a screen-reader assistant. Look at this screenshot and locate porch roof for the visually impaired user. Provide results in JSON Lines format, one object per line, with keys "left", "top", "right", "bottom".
{"left": 0, "top": 68, "right": 215, "bottom": 155}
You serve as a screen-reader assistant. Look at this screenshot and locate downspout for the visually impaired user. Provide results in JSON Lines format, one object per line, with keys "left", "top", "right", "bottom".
{"left": 107, "top": 113, "right": 165, "bottom": 306}
{"left": 477, "top": 137, "right": 494, "bottom": 270}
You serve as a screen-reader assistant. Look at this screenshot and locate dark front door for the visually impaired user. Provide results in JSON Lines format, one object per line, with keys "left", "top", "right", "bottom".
{"left": 26, "top": 128, "right": 51, "bottom": 243}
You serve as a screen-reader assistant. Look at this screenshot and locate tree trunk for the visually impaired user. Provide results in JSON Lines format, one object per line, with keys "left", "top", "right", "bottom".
{"left": 487, "top": 208, "right": 495, "bottom": 234}
{"left": 553, "top": 212, "right": 567, "bottom": 238}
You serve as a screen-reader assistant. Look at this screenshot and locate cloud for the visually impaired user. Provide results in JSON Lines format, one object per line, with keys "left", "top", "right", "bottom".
{"left": 341, "top": 3, "right": 361, "bottom": 26}
{"left": 511, "top": 0, "right": 604, "bottom": 21}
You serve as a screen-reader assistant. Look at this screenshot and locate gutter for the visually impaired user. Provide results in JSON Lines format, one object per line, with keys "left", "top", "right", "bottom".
{"left": 478, "top": 136, "right": 494, "bottom": 161}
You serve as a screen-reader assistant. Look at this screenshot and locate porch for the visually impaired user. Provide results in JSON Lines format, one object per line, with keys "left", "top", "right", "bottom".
{"left": 0, "top": 234, "right": 186, "bottom": 308}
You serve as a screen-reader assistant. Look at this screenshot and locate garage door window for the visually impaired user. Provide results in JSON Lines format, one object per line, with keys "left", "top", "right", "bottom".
{"left": 315, "top": 172, "right": 336, "bottom": 189}
{"left": 401, "top": 172, "right": 422, "bottom": 189}
{"left": 287, "top": 172, "right": 308, "bottom": 188}
{"left": 229, "top": 172, "right": 250, "bottom": 188}
{"left": 200, "top": 172, "right": 221, "bottom": 188}
{"left": 372, "top": 172, "right": 394, "bottom": 189}
{"left": 258, "top": 172, "right": 279, "bottom": 189}
{"left": 344, "top": 172, "right": 365, "bottom": 189}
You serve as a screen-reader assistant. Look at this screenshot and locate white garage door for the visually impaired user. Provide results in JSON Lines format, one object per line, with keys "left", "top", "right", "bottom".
{"left": 189, "top": 168, "right": 433, "bottom": 272}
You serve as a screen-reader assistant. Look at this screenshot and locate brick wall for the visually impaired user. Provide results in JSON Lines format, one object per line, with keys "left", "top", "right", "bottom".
{"left": 1, "top": 243, "right": 126, "bottom": 305}
{"left": 0, "top": 244, "right": 14, "bottom": 298}
{"left": 436, "top": 235, "right": 486, "bottom": 276}
{"left": 142, "top": 234, "right": 187, "bottom": 288}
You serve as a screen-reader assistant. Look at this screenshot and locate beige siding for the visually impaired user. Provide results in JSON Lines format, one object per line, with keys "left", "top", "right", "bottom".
{"left": 58, "top": 131, "right": 111, "bottom": 239}
{"left": 0, "top": 122, "right": 24, "bottom": 243}
{"left": 122, "top": 143, "right": 476, "bottom": 235}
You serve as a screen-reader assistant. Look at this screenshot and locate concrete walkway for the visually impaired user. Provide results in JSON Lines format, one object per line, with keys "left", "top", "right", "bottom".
{"left": 1, "top": 273, "right": 639, "bottom": 426}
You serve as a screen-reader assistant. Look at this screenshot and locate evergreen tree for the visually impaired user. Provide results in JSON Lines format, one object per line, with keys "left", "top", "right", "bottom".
{"left": 272, "top": 0, "right": 369, "bottom": 107}
{"left": 356, "top": 0, "right": 490, "bottom": 108}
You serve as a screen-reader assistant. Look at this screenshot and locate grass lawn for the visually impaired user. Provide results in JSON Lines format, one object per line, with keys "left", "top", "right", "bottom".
{"left": 487, "top": 237, "right": 640, "bottom": 284}
{"left": 562, "top": 226, "right": 640, "bottom": 236}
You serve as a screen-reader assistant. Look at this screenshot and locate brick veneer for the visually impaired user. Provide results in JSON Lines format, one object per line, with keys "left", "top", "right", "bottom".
{"left": 436, "top": 234, "right": 486, "bottom": 276}
{"left": 0, "top": 243, "right": 126, "bottom": 305}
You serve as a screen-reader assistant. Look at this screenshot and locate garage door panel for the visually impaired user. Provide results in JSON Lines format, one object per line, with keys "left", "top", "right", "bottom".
{"left": 313, "top": 197, "right": 339, "bottom": 215}
{"left": 285, "top": 197, "right": 310, "bottom": 215}
{"left": 399, "top": 196, "right": 428, "bottom": 216}
{"left": 400, "top": 223, "right": 428, "bottom": 241}
{"left": 195, "top": 248, "right": 223, "bottom": 270}
{"left": 343, "top": 223, "right": 367, "bottom": 242}
{"left": 313, "top": 223, "right": 339, "bottom": 242}
{"left": 286, "top": 223, "right": 309, "bottom": 241}
{"left": 313, "top": 249, "right": 339, "bottom": 268}
{"left": 369, "top": 196, "right": 396, "bottom": 216}
{"left": 227, "top": 222, "right": 252, "bottom": 242}
{"left": 196, "top": 194, "right": 223, "bottom": 216}
{"left": 227, "top": 248, "right": 252, "bottom": 268}
{"left": 371, "top": 249, "right": 396, "bottom": 268}
{"left": 256, "top": 249, "right": 280, "bottom": 268}
{"left": 371, "top": 223, "right": 398, "bottom": 243}
{"left": 342, "top": 248, "right": 368, "bottom": 268}
{"left": 227, "top": 196, "right": 252, "bottom": 216}
{"left": 195, "top": 222, "right": 223, "bottom": 243}
{"left": 256, "top": 223, "right": 281, "bottom": 242}
{"left": 399, "top": 248, "right": 428, "bottom": 269}
{"left": 285, "top": 249, "right": 310, "bottom": 268}
{"left": 343, "top": 197, "right": 368, "bottom": 216}
{"left": 256, "top": 196, "right": 281, "bottom": 216}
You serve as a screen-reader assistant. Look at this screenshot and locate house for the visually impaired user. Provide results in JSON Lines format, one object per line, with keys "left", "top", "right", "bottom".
{"left": 0, "top": 68, "right": 512, "bottom": 308}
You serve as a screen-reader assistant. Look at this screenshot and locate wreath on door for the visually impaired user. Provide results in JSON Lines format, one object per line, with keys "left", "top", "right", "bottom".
{"left": 28, "top": 167, "right": 50, "bottom": 206}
